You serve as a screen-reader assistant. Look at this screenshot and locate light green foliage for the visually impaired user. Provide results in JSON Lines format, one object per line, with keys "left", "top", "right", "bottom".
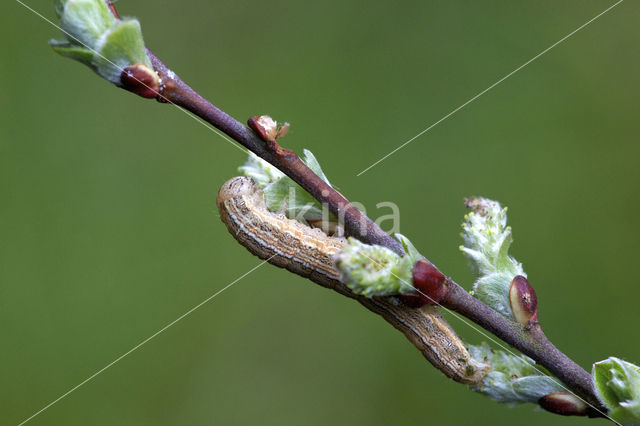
{"left": 55, "top": 0, "right": 116, "bottom": 45}
{"left": 593, "top": 357, "right": 640, "bottom": 425}
{"left": 396, "top": 234, "right": 423, "bottom": 266}
{"left": 460, "top": 197, "right": 525, "bottom": 319}
{"left": 239, "top": 150, "right": 337, "bottom": 224}
{"left": 51, "top": 0, "right": 152, "bottom": 84}
{"left": 469, "top": 343, "right": 564, "bottom": 405}
{"left": 238, "top": 152, "right": 286, "bottom": 187}
{"left": 335, "top": 234, "right": 423, "bottom": 297}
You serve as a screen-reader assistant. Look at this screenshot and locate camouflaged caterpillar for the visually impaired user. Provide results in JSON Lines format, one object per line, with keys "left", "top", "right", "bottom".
{"left": 217, "top": 176, "right": 488, "bottom": 384}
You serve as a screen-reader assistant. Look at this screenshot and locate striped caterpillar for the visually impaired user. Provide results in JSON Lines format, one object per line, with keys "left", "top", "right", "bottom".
{"left": 217, "top": 176, "right": 489, "bottom": 384}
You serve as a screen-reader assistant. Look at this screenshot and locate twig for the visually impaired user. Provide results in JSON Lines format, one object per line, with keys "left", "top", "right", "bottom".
{"left": 104, "top": 1, "right": 608, "bottom": 418}
{"left": 441, "top": 279, "right": 603, "bottom": 415}
{"left": 147, "top": 51, "right": 404, "bottom": 256}
{"left": 148, "top": 50, "right": 605, "bottom": 415}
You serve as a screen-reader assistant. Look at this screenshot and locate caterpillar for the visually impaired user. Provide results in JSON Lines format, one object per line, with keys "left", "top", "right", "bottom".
{"left": 217, "top": 176, "right": 489, "bottom": 384}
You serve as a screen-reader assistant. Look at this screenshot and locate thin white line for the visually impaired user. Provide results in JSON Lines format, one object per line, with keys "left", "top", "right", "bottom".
{"left": 14, "top": 0, "right": 247, "bottom": 155}
{"left": 359, "top": 252, "right": 619, "bottom": 424}
{"left": 17, "top": 257, "right": 274, "bottom": 426}
{"left": 356, "top": 0, "right": 624, "bottom": 176}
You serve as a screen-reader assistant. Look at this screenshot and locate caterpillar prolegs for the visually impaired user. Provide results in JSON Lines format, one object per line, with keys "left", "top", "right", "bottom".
{"left": 217, "top": 176, "right": 488, "bottom": 384}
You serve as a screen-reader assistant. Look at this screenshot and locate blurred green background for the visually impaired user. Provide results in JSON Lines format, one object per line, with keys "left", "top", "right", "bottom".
{"left": 1, "top": 1, "right": 639, "bottom": 424}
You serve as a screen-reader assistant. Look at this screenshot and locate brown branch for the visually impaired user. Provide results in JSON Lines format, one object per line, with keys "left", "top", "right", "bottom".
{"left": 149, "top": 56, "right": 607, "bottom": 417}
{"left": 147, "top": 51, "right": 404, "bottom": 256}
{"left": 104, "top": 1, "right": 608, "bottom": 419}
{"left": 441, "top": 280, "right": 604, "bottom": 416}
{"left": 146, "top": 51, "right": 605, "bottom": 414}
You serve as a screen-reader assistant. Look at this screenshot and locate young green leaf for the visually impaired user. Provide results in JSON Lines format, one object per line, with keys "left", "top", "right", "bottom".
{"left": 51, "top": 0, "right": 154, "bottom": 86}
{"left": 239, "top": 150, "right": 337, "bottom": 225}
{"left": 593, "top": 357, "right": 640, "bottom": 425}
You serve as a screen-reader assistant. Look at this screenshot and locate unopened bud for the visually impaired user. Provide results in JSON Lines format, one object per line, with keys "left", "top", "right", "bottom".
{"left": 538, "top": 392, "right": 587, "bottom": 416}
{"left": 411, "top": 259, "right": 446, "bottom": 305}
{"left": 120, "top": 63, "right": 160, "bottom": 98}
{"left": 248, "top": 115, "right": 289, "bottom": 143}
{"left": 509, "top": 275, "right": 538, "bottom": 325}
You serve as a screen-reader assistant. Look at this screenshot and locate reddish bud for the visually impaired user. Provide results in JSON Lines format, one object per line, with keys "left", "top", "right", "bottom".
{"left": 120, "top": 64, "right": 160, "bottom": 99}
{"left": 539, "top": 392, "right": 587, "bottom": 416}
{"left": 509, "top": 275, "right": 538, "bottom": 325}
{"left": 411, "top": 259, "right": 446, "bottom": 305}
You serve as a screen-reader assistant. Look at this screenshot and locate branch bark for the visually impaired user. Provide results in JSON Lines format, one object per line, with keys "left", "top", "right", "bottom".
{"left": 148, "top": 52, "right": 606, "bottom": 416}
{"left": 147, "top": 51, "right": 404, "bottom": 256}
{"left": 105, "top": 1, "right": 608, "bottom": 419}
{"left": 441, "top": 280, "right": 603, "bottom": 416}
{"left": 148, "top": 53, "right": 606, "bottom": 417}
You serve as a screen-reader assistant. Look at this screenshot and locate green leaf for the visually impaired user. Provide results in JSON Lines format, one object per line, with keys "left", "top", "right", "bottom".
{"left": 262, "top": 176, "right": 326, "bottom": 221}
{"left": 301, "top": 149, "right": 332, "bottom": 186}
{"left": 238, "top": 152, "right": 284, "bottom": 187}
{"left": 51, "top": 0, "right": 152, "bottom": 85}
{"left": 50, "top": 41, "right": 94, "bottom": 64}
{"left": 58, "top": 0, "right": 116, "bottom": 47}
{"left": 94, "top": 19, "right": 151, "bottom": 83}
{"left": 395, "top": 233, "right": 423, "bottom": 265}
{"left": 594, "top": 357, "right": 640, "bottom": 425}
